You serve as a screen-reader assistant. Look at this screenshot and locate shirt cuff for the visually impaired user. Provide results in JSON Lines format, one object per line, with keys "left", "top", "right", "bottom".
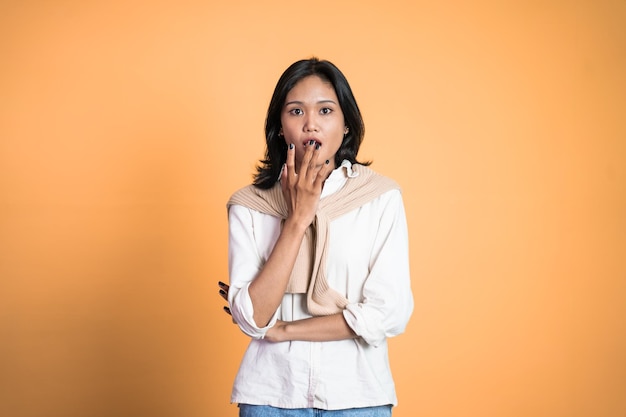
{"left": 343, "top": 303, "right": 386, "bottom": 348}
{"left": 230, "top": 282, "right": 279, "bottom": 339}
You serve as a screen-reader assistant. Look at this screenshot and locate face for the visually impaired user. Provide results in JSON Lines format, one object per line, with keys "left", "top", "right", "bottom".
{"left": 280, "top": 75, "right": 348, "bottom": 171}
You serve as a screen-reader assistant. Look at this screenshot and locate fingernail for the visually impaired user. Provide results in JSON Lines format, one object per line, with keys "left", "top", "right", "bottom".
{"left": 289, "top": 143, "right": 294, "bottom": 149}
{"left": 309, "top": 140, "right": 315, "bottom": 146}
{"left": 219, "top": 289, "right": 226, "bottom": 295}
{"left": 325, "top": 159, "right": 330, "bottom": 164}
{"left": 315, "top": 143, "right": 320, "bottom": 150}
{"left": 224, "top": 306, "right": 231, "bottom": 313}
{"left": 218, "top": 281, "right": 226, "bottom": 286}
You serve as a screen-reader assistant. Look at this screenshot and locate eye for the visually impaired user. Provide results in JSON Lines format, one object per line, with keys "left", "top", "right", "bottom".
{"left": 289, "top": 108, "right": 303, "bottom": 116}
{"left": 320, "top": 107, "right": 333, "bottom": 115}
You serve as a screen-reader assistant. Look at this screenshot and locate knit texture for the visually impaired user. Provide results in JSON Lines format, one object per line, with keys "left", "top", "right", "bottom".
{"left": 227, "top": 164, "right": 400, "bottom": 316}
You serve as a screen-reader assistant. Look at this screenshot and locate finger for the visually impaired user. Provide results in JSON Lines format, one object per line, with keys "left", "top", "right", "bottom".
{"left": 281, "top": 160, "right": 296, "bottom": 212}
{"left": 306, "top": 143, "right": 324, "bottom": 181}
{"left": 304, "top": 141, "right": 326, "bottom": 182}
{"left": 312, "top": 158, "right": 332, "bottom": 188}
{"left": 285, "top": 143, "right": 296, "bottom": 179}
{"left": 283, "top": 143, "right": 298, "bottom": 194}
{"left": 218, "top": 281, "right": 229, "bottom": 301}
{"left": 298, "top": 140, "right": 316, "bottom": 179}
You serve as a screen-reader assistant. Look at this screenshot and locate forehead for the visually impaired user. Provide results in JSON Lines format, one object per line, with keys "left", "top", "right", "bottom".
{"left": 285, "top": 75, "right": 337, "bottom": 102}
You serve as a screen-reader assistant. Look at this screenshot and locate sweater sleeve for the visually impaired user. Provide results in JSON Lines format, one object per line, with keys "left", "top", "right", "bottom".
{"left": 342, "top": 190, "right": 414, "bottom": 347}
{"left": 227, "top": 204, "right": 279, "bottom": 339}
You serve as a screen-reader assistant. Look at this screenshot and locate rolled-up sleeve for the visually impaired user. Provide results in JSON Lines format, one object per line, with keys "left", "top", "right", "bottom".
{"left": 342, "top": 190, "right": 414, "bottom": 347}
{"left": 227, "top": 205, "right": 278, "bottom": 339}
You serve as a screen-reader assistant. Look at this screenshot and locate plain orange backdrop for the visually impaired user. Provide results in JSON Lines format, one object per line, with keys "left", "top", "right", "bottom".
{"left": 1, "top": 1, "right": 625, "bottom": 417}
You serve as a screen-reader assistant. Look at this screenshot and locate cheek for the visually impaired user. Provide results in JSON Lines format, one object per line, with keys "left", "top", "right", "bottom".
{"left": 280, "top": 116, "right": 291, "bottom": 133}
{"left": 329, "top": 131, "right": 345, "bottom": 151}
{"left": 281, "top": 124, "right": 299, "bottom": 141}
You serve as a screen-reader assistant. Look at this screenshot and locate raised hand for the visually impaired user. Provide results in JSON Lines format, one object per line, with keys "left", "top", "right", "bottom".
{"left": 243, "top": 141, "right": 334, "bottom": 328}
{"left": 280, "top": 141, "right": 332, "bottom": 230}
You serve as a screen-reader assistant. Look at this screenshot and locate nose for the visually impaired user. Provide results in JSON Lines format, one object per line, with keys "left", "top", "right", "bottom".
{"left": 303, "top": 113, "right": 319, "bottom": 132}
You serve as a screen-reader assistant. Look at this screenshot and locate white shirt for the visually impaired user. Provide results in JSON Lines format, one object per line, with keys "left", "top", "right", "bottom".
{"left": 227, "top": 161, "right": 413, "bottom": 410}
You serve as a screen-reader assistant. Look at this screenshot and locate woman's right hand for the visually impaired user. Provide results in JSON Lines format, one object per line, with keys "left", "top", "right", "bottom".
{"left": 246, "top": 142, "right": 333, "bottom": 328}
{"left": 280, "top": 141, "right": 332, "bottom": 229}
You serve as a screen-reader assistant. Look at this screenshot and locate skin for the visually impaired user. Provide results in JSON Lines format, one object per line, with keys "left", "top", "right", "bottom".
{"left": 219, "top": 75, "right": 357, "bottom": 343}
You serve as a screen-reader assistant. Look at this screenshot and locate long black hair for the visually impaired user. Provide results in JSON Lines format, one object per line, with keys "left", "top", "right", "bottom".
{"left": 253, "top": 58, "right": 369, "bottom": 189}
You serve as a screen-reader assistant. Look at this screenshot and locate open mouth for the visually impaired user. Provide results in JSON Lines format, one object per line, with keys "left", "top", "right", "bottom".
{"left": 303, "top": 139, "right": 322, "bottom": 147}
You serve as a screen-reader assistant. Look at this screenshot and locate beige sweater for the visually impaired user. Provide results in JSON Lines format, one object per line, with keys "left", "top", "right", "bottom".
{"left": 227, "top": 164, "right": 400, "bottom": 316}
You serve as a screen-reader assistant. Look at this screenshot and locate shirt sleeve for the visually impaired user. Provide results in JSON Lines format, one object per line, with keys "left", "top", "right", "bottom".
{"left": 342, "top": 190, "right": 414, "bottom": 347}
{"left": 227, "top": 204, "right": 278, "bottom": 339}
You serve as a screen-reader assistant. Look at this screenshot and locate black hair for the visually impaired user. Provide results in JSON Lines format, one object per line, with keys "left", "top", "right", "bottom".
{"left": 253, "top": 57, "right": 369, "bottom": 189}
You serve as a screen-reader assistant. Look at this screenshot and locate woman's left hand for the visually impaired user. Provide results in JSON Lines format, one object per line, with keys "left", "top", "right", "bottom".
{"left": 218, "top": 281, "right": 233, "bottom": 317}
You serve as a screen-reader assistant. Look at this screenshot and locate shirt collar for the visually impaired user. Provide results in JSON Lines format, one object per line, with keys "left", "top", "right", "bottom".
{"left": 326, "top": 160, "right": 358, "bottom": 183}
{"left": 321, "top": 160, "right": 358, "bottom": 198}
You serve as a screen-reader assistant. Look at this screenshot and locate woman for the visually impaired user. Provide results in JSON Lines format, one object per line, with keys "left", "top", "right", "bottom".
{"left": 218, "top": 57, "right": 413, "bottom": 416}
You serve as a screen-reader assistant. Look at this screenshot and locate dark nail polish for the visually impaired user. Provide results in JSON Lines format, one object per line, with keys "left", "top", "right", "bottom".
{"left": 289, "top": 143, "right": 294, "bottom": 149}
{"left": 223, "top": 306, "right": 231, "bottom": 313}
{"left": 219, "top": 289, "right": 226, "bottom": 295}
{"left": 325, "top": 159, "right": 330, "bottom": 164}
{"left": 309, "top": 140, "right": 315, "bottom": 146}
{"left": 218, "top": 281, "right": 226, "bottom": 286}
{"left": 315, "top": 143, "right": 320, "bottom": 150}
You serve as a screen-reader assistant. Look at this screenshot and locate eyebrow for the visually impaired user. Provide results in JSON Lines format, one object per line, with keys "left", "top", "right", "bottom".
{"left": 284, "top": 99, "right": 338, "bottom": 107}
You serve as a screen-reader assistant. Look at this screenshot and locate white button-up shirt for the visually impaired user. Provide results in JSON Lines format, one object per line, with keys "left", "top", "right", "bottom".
{"left": 227, "top": 161, "right": 413, "bottom": 410}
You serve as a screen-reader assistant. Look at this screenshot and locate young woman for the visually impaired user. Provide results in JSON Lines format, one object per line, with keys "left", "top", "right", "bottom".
{"left": 219, "top": 58, "right": 413, "bottom": 417}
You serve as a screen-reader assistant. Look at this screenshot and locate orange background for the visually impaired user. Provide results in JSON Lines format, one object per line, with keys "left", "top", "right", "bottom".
{"left": 1, "top": 1, "right": 625, "bottom": 416}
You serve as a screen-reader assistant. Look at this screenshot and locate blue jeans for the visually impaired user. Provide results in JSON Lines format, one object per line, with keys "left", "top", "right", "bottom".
{"left": 238, "top": 404, "right": 392, "bottom": 417}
